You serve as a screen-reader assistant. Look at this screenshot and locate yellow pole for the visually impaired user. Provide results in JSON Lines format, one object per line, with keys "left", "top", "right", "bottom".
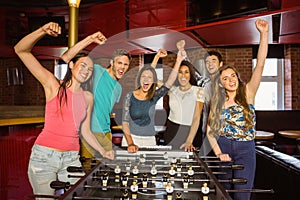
{"left": 68, "top": 5, "right": 78, "bottom": 48}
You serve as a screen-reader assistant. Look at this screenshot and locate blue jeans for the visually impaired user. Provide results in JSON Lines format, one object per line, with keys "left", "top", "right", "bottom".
{"left": 217, "top": 136, "right": 256, "bottom": 200}
{"left": 28, "top": 144, "right": 83, "bottom": 200}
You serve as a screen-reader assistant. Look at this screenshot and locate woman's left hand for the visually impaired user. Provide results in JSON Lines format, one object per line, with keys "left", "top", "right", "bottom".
{"left": 177, "top": 49, "right": 187, "bottom": 62}
{"left": 255, "top": 19, "right": 269, "bottom": 33}
{"left": 180, "top": 142, "right": 196, "bottom": 152}
{"left": 156, "top": 49, "right": 168, "bottom": 58}
{"left": 218, "top": 153, "right": 232, "bottom": 162}
{"left": 89, "top": 31, "right": 107, "bottom": 45}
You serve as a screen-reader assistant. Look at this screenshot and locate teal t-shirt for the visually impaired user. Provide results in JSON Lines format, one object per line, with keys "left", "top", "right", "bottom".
{"left": 91, "top": 64, "right": 121, "bottom": 133}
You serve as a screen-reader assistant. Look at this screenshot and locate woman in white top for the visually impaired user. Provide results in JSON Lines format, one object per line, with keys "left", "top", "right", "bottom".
{"left": 164, "top": 60, "right": 205, "bottom": 151}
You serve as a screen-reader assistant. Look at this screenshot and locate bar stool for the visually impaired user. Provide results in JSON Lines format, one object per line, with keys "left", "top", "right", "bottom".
{"left": 278, "top": 130, "right": 300, "bottom": 139}
{"left": 111, "top": 122, "right": 123, "bottom": 146}
{"left": 112, "top": 125, "right": 123, "bottom": 133}
{"left": 255, "top": 130, "right": 276, "bottom": 149}
{"left": 278, "top": 130, "right": 300, "bottom": 154}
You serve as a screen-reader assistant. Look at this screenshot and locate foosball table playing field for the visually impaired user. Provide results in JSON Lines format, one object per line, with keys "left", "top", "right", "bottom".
{"left": 43, "top": 146, "right": 273, "bottom": 200}
{"left": 56, "top": 146, "right": 245, "bottom": 200}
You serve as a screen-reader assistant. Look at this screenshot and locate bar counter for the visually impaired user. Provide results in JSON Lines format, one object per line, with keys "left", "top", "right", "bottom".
{"left": 0, "top": 106, "right": 45, "bottom": 126}
{"left": 0, "top": 117, "right": 44, "bottom": 126}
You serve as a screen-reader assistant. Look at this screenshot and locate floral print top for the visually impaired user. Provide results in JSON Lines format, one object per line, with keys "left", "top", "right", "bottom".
{"left": 220, "top": 104, "right": 256, "bottom": 141}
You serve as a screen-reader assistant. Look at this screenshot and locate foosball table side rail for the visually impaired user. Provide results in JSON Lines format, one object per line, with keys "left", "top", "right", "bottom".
{"left": 193, "top": 151, "right": 233, "bottom": 200}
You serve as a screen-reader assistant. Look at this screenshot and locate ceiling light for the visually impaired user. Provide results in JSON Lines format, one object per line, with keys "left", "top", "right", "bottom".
{"left": 67, "top": 0, "right": 81, "bottom": 8}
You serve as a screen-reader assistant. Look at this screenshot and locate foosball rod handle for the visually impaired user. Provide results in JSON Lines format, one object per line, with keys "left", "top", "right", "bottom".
{"left": 50, "top": 180, "right": 71, "bottom": 190}
{"left": 231, "top": 178, "right": 247, "bottom": 184}
{"left": 67, "top": 166, "right": 84, "bottom": 173}
{"left": 226, "top": 189, "right": 274, "bottom": 193}
{"left": 218, "top": 178, "right": 247, "bottom": 184}
{"left": 28, "top": 194, "right": 60, "bottom": 199}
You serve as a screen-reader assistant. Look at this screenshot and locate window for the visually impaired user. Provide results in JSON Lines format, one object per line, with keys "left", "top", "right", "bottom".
{"left": 253, "top": 58, "right": 284, "bottom": 110}
{"left": 54, "top": 59, "right": 68, "bottom": 80}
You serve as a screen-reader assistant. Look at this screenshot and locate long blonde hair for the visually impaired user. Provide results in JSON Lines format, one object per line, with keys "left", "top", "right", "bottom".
{"left": 208, "top": 65, "right": 253, "bottom": 137}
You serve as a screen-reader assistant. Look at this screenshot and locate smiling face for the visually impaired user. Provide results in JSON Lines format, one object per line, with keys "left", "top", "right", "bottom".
{"left": 111, "top": 55, "right": 130, "bottom": 80}
{"left": 205, "top": 55, "right": 223, "bottom": 76}
{"left": 178, "top": 65, "right": 191, "bottom": 87}
{"left": 71, "top": 56, "right": 94, "bottom": 84}
{"left": 140, "top": 69, "right": 154, "bottom": 92}
{"left": 220, "top": 68, "right": 239, "bottom": 92}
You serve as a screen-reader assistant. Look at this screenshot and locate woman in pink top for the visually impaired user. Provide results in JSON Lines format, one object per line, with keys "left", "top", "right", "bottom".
{"left": 14, "top": 22, "right": 114, "bottom": 199}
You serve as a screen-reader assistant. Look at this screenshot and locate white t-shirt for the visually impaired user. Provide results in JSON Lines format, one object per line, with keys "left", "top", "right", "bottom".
{"left": 168, "top": 85, "right": 204, "bottom": 126}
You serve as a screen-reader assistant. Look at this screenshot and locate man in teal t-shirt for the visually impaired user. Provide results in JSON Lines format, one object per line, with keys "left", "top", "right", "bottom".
{"left": 82, "top": 49, "right": 131, "bottom": 158}
{"left": 61, "top": 32, "right": 131, "bottom": 158}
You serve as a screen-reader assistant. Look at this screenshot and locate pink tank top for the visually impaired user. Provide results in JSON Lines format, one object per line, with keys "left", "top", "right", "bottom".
{"left": 35, "top": 88, "right": 87, "bottom": 151}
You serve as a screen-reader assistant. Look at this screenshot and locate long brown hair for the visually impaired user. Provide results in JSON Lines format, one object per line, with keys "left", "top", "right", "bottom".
{"left": 135, "top": 65, "right": 158, "bottom": 101}
{"left": 57, "top": 52, "right": 93, "bottom": 108}
{"left": 208, "top": 65, "right": 253, "bottom": 137}
{"left": 174, "top": 60, "right": 197, "bottom": 86}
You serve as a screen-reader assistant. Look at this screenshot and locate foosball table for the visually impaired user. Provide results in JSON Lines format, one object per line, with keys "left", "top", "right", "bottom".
{"left": 58, "top": 146, "right": 238, "bottom": 200}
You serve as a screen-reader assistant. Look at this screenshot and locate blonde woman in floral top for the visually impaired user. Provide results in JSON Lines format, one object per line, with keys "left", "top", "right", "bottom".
{"left": 206, "top": 19, "right": 269, "bottom": 200}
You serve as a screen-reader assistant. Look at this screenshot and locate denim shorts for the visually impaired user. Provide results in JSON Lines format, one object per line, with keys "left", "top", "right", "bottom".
{"left": 28, "top": 144, "right": 83, "bottom": 199}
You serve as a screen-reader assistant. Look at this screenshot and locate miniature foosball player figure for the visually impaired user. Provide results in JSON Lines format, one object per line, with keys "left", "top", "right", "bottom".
{"left": 114, "top": 164, "right": 121, "bottom": 182}
{"left": 182, "top": 174, "right": 189, "bottom": 192}
{"left": 163, "top": 152, "right": 168, "bottom": 160}
{"left": 176, "top": 192, "right": 183, "bottom": 200}
{"left": 166, "top": 181, "right": 174, "bottom": 200}
{"left": 150, "top": 164, "right": 157, "bottom": 183}
{"left": 201, "top": 183, "right": 210, "bottom": 195}
{"left": 101, "top": 172, "right": 109, "bottom": 190}
{"left": 132, "top": 165, "right": 139, "bottom": 181}
{"left": 139, "top": 154, "right": 146, "bottom": 164}
{"left": 176, "top": 159, "right": 182, "bottom": 177}
{"left": 122, "top": 189, "right": 129, "bottom": 200}
{"left": 187, "top": 166, "right": 194, "bottom": 184}
{"left": 142, "top": 173, "right": 148, "bottom": 192}
{"left": 169, "top": 166, "right": 176, "bottom": 183}
{"left": 121, "top": 172, "right": 129, "bottom": 187}
{"left": 130, "top": 181, "right": 139, "bottom": 199}
{"left": 162, "top": 173, "right": 169, "bottom": 188}
{"left": 125, "top": 160, "right": 131, "bottom": 176}
{"left": 171, "top": 157, "right": 177, "bottom": 166}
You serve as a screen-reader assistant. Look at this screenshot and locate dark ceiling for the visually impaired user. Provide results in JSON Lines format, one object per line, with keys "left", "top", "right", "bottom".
{"left": 0, "top": 0, "right": 299, "bottom": 59}
{"left": 0, "top": 0, "right": 111, "bottom": 8}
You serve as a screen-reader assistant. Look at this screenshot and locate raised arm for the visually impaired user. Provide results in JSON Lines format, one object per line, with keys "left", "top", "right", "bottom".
{"left": 164, "top": 49, "right": 186, "bottom": 88}
{"left": 246, "top": 19, "right": 269, "bottom": 103}
{"left": 14, "top": 22, "right": 61, "bottom": 95}
{"left": 151, "top": 49, "right": 167, "bottom": 68}
{"left": 61, "top": 31, "right": 107, "bottom": 63}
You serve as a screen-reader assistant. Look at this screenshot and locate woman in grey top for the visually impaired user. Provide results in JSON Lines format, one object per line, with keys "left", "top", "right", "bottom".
{"left": 122, "top": 46, "right": 186, "bottom": 153}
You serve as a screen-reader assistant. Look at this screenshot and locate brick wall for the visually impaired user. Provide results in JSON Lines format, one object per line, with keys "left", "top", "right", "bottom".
{"left": 284, "top": 45, "right": 300, "bottom": 110}
{"left": 289, "top": 45, "right": 300, "bottom": 110}
{"left": 0, "top": 58, "right": 50, "bottom": 105}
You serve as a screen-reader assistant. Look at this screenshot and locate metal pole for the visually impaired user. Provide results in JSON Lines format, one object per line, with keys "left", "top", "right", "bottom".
{"left": 68, "top": 5, "right": 78, "bottom": 48}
